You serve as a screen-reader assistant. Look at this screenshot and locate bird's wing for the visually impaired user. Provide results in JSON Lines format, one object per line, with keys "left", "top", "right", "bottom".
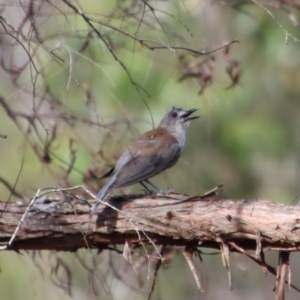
{"left": 98, "top": 166, "right": 115, "bottom": 179}
{"left": 112, "top": 141, "right": 181, "bottom": 188}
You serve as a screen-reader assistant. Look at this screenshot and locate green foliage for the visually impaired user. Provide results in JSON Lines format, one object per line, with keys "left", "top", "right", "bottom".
{"left": 1, "top": 1, "right": 300, "bottom": 298}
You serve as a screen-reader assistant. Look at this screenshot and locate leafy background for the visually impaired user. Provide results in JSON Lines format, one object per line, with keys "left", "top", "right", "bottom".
{"left": 0, "top": 0, "right": 300, "bottom": 299}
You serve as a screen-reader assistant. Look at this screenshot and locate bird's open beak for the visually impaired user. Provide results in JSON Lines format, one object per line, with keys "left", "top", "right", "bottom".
{"left": 181, "top": 108, "right": 200, "bottom": 122}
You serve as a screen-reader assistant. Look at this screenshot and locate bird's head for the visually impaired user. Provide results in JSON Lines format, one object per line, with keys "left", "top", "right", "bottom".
{"left": 159, "top": 107, "right": 199, "bottom": 131}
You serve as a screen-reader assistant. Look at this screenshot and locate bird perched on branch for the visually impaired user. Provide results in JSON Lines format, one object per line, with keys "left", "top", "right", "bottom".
{"left": 93, "top": 107, "right": 199, "bottom": 214}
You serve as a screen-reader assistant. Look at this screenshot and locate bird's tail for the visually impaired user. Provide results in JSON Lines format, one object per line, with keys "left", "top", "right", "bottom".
{"left": 97, "top": 183, "right": 110, "bottom": 200}
{"left": 91, "top": 180, "right": 113, "bottom": 216}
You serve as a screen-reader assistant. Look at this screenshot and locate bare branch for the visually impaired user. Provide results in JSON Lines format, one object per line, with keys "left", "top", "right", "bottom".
{"left": 183, "top": 247, "right": 203, "bottom": 292}
{"left": 1, "top": 190, "right": 300, "bottom": 252}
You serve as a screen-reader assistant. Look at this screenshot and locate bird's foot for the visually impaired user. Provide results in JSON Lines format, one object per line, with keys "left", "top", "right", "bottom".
{"left": 142, "top": 188, "right": 170, "bottom": 196}
{"left": 156, "top": 189, "right": 172, "bottom": 195}
{"left": 142, "top": 188, "right": 156, "bottom": 195}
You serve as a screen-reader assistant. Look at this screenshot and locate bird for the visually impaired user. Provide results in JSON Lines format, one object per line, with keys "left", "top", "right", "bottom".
{"left": 92, "top": 107, "right": 199, "bottom": 214}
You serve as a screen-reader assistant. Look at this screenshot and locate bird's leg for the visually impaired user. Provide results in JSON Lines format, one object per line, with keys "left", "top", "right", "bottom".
{"left": 143, "top": 179, "right": 160, "bottom": 191}
{"left": 143, "top": 179, "right": 167, "bottom": 194}
{"left": 139, "top": 181, "right": 155, "bottom": 194}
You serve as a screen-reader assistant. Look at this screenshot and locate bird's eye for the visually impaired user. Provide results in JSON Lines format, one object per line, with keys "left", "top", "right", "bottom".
{"left": 171, "top": 112, "right": 178, "bottom": 118}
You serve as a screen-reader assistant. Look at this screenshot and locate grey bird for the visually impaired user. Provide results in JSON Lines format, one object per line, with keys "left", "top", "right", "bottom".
{"left": 93, "top": 107, "right": 199, "bottom": 213}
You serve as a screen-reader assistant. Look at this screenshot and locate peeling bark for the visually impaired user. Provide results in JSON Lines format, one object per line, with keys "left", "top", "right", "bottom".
{"left": 0, "top": 192, "right": 299, "bottom": 252}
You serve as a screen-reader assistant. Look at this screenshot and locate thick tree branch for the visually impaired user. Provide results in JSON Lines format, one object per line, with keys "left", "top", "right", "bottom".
{"left": 0, "top": 192, "right": 300, "bottom": 252}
